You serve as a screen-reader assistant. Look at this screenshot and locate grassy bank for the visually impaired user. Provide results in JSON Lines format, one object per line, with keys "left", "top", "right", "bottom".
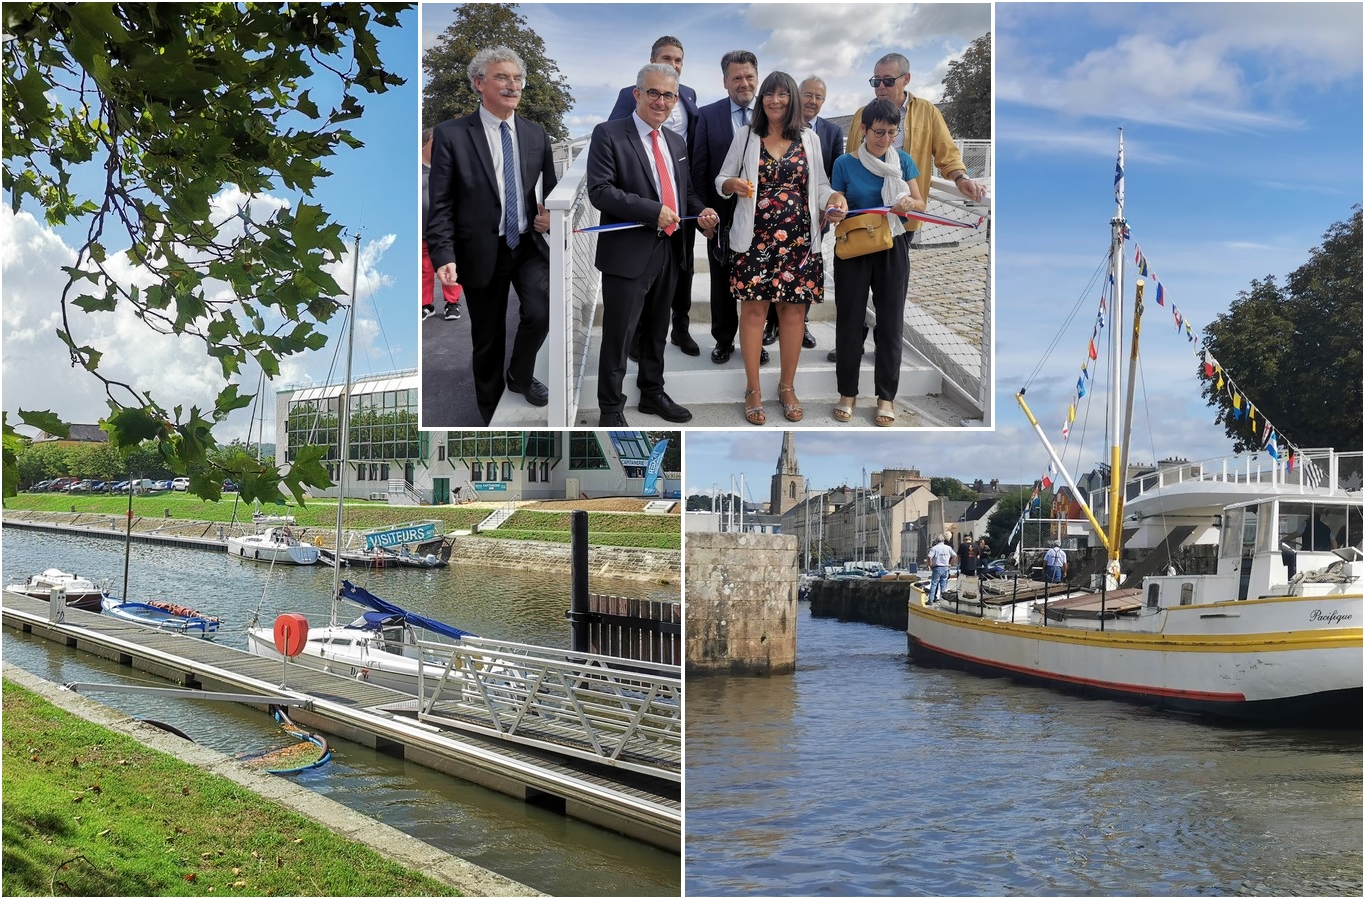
{"left": 1, "top": 679, "right": 458, "bottom": 897}
{"left": 4, "top": 494, "right": 681, "bottom": 550}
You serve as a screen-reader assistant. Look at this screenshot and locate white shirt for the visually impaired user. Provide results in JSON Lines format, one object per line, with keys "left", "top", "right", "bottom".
{"left": 664, "top": 95, "right": 688, "bottom": 138}
{"left": 928, "top": 543, "right": 954, "bottom": 567}
{"left": 632, "top": 111, "right": 678, "bottom": 203}
{"left": 478, "top": 105, "right": 527, "bottom": 236}
{"left": 1044, "top": 547, "right": 1067, "bottom": 568}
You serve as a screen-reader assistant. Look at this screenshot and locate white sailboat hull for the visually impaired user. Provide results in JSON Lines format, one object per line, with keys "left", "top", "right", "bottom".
{"left": 245, "top": 625, "right": 459, "bottom": 695}
{"left": 907, "top": 589, "right": 1362, "bottom": 725}
{"left": 227, "top": 533, "right": 320, "bottom": 565}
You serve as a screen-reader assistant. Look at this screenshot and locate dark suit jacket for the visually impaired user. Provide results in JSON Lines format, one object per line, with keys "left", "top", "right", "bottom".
{"left": 424, "top": 111, "right": 557, "bottom": 289}
{"left": 690, "top": 96, "right": 747, "bottom": 221}
{"left": 810, "top": 116, "right": 844, "bottom": 179}
{"left": 586, "top": 117, "right": 704, "bottom": 280}
{"left": 609, "top": 83, "right": 698, "bottom": 150}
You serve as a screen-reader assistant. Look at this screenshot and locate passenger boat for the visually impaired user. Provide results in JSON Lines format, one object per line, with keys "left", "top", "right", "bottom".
{"left": 907, "top": 131, "right": 1362, "bottom": 727}
{"left": 100, "top": 597, "right": 221, "bottom": 639}
{"left": 6, "top": 568, "right": 106, "bottom": 612}
{"left": 227, "top": 526, "right": 321, "bottom": 565}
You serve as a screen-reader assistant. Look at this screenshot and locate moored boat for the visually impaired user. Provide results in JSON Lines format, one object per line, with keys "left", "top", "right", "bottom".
{"left": 907, "top": 131, "right": 1362, "bottom": 727}
{"left": 6, "top": 568, "right": 107, "bottom": 612}
{"left": 227, "top": 527, "right": 320, "bottom": 565}
{"left": 100, "top": 596, "right": 221, "bottom": 639}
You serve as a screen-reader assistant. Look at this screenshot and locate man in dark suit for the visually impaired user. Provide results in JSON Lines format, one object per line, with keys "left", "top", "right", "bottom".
{"left": 791, "top": 75, "right": 843, "bottom": 351}
{"left": 608, "top": 36, "right": 702, "bottom": 357}
{"left": 587, "top": 64, "right": 720, "bottom": 427}
{"left": 689, "top": 49, "right": 763, "bottom": 366}
{"left": 426, "top": 45, "right": 557, "bottom": 425}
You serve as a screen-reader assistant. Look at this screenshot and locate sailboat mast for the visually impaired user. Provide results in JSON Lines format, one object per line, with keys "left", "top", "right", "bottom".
{"left": 331, "top": 232, "right": 361, "bottom": 626}
{"left": 1105, "top": 128, "right": 1128, "bottom": 582}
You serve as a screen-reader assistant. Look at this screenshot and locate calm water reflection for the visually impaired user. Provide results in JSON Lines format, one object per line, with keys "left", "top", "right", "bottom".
{"left": 686, "top": 602, "right": 1363, "bottom": 896}
{"left": 1, "top": 527, "right": 680, "bottom": 896}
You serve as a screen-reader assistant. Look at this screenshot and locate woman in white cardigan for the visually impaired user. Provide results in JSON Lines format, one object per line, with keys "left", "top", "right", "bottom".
{"left": 716, "top": 71, "right": 847, "bottom": 425}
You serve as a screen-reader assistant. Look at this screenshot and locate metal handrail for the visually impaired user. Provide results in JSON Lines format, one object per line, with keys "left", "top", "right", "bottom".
{"left": 412, "top": 636, "right": 681, "bottom": 781}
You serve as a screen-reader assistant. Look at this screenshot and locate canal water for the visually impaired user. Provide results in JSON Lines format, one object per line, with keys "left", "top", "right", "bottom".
{"left": 685, "top": 602, "right": 1363, "bottom": 896}
{"left": 1, "top": 526, "right": 680, "bottom": 896}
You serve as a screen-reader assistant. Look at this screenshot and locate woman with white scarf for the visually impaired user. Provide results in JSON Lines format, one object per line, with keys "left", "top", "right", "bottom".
{"left": 830, "top": 99, "right": 924, "bottom": 426}
{"left": 716, "top": 71, "right": 847, "bottom": 425}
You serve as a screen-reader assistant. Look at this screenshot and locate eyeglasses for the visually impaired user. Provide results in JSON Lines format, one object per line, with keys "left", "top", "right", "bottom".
{"left": 763, "top": 91, "right": 790, "bottom": 101}
{"left": 486, "top": 73, "right": 524, "bottom": 86}
{"left": 800, "top": 92, "right": 825, "bottom": 103}
{"left": 868, "top": 75, "right": 904, "bottom": 88}
{"left": 643, "top": 88, "right": 679, "bottom": 104}
{"left": 868, "top": 127, "right": 899, "bottom": 139}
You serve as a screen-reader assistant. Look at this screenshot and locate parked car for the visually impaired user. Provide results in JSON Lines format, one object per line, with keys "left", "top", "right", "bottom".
{"left": 222, "top": 479, "right": 238, "bottom": 493}
{"left": 32, "top": 480, "right": 54, "bottom": 492}
{"left": 67, "top": 479, "right": 93, "bottom": 493}
{"left": 49, "top": 477, "right": 77, "bottom": 492}
{"left": 153, "top": 479, "right": 173, "bottom": 491}
{"left": 171, "top": 477, "right": 191, "bottom": 491}
{"left": 110, "top": 480, "right": 129, "bottom": 493}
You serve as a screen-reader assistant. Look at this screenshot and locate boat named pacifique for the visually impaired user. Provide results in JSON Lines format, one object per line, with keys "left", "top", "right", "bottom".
{"left": 907, "top": 130, "right": 1362, "bottom": 727}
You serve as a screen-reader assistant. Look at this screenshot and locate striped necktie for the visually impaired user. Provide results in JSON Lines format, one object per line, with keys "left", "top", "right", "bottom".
{"left": 500, "top": 121, "right": 519, "bottom": 249}
{"left": 650, "top": 130, "right": 677, "bottom": 236}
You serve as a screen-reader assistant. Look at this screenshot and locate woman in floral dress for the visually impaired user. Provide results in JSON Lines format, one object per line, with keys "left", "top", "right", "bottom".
{"left": 716, "top": 71, "right": 846, "bottom": 424}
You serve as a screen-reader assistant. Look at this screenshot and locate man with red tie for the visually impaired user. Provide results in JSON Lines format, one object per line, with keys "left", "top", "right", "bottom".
{"left": 586, "top": 64, "right": 720, "bottom": 426}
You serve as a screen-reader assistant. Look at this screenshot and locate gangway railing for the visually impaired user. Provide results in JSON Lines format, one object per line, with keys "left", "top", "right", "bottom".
{"left": 545, "top": 139, "right": 600, "bottom": 427}
{"left": 413, "top": 636, "right": 681, "bottom": 781}
{"left": 477, "top": 500, "right": 517, "bottom": 532}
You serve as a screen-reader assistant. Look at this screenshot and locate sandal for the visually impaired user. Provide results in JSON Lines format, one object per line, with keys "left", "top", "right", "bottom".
{"left": 778, "top": 383, "right": 804, "bottom": 422}
{"left": 874, "top": 403, "right": 896, "bottom": 427}
{"left": 744, "top": 389, "right": 766, "bottom": 426}
{"left": 832, "top": 396, "right": 855, "bottom": 422}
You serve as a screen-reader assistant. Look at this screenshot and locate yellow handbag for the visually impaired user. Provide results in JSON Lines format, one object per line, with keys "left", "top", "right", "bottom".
{"left": 834, "top": 212, "right": 893, "bottom": 259}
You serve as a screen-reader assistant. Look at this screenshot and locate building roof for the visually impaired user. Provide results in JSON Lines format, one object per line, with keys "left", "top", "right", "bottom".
{"left": 36, "top": 424, "right": 108, "bottom": 443}
{"left": 287, "top": 371, "right": 418, "bottom": 402}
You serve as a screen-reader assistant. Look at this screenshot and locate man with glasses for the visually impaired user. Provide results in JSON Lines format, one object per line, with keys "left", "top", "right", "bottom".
{"left": 609, "top": 36, "right": 702, "bottom": 358}
{"left": 426, "top": 45, "right": 557, "bottom": 425}
{"left": 691, "top": 50, "right": 767, "bottom": 366}
{"left": 586, "top": 64, "right": 720, "bottom": 426}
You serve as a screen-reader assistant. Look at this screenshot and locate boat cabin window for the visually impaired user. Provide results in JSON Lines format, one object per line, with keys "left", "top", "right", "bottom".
{"left": 1280, "top": 502, "right": 1345, "bottom": 552}
{"left": 1221, "top": 506, "right": 1252, "bottom": 559}
{"left": 1146, "top": 583, "right": 1160, "bottom": 608}
{"left": 1180, "top": 583, "right": 1194, "bottom": 605}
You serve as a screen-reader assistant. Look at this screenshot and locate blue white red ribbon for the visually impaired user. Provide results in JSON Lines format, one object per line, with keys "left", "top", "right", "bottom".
{"left": 842, "top": 206, "right": 983, "bottom": 229}
{"left": 573, "top": 215, "right": 704, "bottom": 234}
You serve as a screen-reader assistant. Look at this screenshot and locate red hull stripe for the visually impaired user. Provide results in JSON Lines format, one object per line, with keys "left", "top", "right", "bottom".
{"left": 916, "top": 638, "right": 1247, "bottom": 703}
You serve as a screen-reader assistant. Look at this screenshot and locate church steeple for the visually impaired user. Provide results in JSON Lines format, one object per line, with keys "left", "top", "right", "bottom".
{"left": 770, "top": 433, "right": 804, "bottom": 515}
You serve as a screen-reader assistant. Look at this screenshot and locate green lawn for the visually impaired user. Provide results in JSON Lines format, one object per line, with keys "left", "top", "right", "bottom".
{"left": 1, "top": 679, "right": 458, "bottom": 896}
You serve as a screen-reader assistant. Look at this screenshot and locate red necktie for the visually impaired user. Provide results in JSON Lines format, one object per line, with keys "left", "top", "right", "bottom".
{"left": 650, "top": 129, "right": 678, "bottom": 236}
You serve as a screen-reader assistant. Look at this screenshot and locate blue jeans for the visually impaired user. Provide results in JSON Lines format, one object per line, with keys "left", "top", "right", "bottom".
{"left": 930, "top": 566, "right": 950, "bottom": 601}
{"left": 1045, "top": 565, "right": 1063, "bottom": 584}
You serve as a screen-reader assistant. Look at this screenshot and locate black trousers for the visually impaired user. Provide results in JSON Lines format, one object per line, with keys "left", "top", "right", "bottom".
{"left": 672, "top": 223, "right": 695, "bottom": 335}
{"left": 707, "top": 227, "right": 738, "bottom": 348}
{"left": 833, "top": 232, "right": 910, "bottom": 401}
{"left": 599, "top": 238, "right": 677, "bottom": 413}
{"left": 463, "top": 236, "right": 549, "bottom": 424}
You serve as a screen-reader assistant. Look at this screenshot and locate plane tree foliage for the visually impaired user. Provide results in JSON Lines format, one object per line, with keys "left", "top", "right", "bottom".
{"left": 1199, "top": 208, "right": 1362, "bottom": 453}
{"left": 421, "top": 2, "right": 572, "bottom": 140}
{"left": 940, "top": 32, "right": 990, "bottom": 140}
{"left": 1, "top": 2, "right": 411, "bottom": 501}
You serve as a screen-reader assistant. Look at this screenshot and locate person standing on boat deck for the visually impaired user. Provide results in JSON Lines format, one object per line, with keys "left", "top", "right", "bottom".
{"left": 716, "top": 70, "right": 845, "bottom": 425}
{"left": 1044, "top": 541, "right": 1068, "bottom": 584}
{"left": 831, "top": 99, "right": 923, "bottom": 427}
{"left": 692, "top": 50, "right": 765, "bottom": 366}
{"left": 927, "top": 533, "right": 956, "bottom": 603}
{"left": 1303, "top": 512, "right": 1337, "bottom": 551}
{"left": 586, "top": 63, "right": 720, "bottom": 427}
{"left": 426, "top": 45, "right": 556, "bottom": 425}
{"left": 831, "top": 52, "right": 987, "bottom": 364}
{"left": 609, "top": 36, "right": 702, "bottom": 359}
{"left": 421, "top": 128, "right": 464, "bottom": 322}
{"left": 957, "top": 535, "right": 978, "bottom": 592}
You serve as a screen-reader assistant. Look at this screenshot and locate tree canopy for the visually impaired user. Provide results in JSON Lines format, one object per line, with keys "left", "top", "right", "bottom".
{"left": 1, "top": 2, "right": 411, "bottom": 501}
{"left": 930, "top": 476, "right": 979, "bottom": 501}
{"left": 421, "top": 2, "right": 572, "bottom": 140}
{"left": 940, "top": 32, "right": 990, "bottom": 140}
{"left": 1199, "top": 208, "right": 1362, "bottom": 453}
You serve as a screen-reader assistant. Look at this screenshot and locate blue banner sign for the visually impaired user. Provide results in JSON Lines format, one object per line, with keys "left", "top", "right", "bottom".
{"left": 643, "top": 439, "right": 669, "bottom": 496}
{"left": 473, "top": 482, "right": 507, "bottom": 492}
{"left": 364, "top": 522, "right": 437, "bottom": 550}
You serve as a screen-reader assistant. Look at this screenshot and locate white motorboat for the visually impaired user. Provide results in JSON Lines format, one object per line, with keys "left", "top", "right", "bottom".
{"left": 907, "top": 131, "right": 1362, "bottom": 727}
{"left": 100, "top": 596, "right": 221, "bottom": 640}
{"left": 228, "top": 527, "right": 320, "bottom": 565}
{"left": 5, "top": 568, "right": 107, "bottom": 612}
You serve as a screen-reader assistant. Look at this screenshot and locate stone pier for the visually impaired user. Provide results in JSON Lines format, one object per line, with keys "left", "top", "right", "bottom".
{"left": 685, "top": 533, "right": 798, "bottom": 676}
{"left": 808, "top": 578, "right": 914, "bottom": 631}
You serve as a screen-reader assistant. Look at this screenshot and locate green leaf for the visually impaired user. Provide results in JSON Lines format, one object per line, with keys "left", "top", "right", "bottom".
{"left": 104, "top": 407, "right": 167, "bottom": 450}
{"left": 73, "top": 293, "right": 118, "bottom": 313}
{"left": 19, "top": 410, "right": 69, "bottom": 439}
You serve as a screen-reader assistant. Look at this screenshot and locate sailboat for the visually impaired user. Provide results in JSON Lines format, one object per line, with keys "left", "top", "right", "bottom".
{"left": 246, "top": 234, "right": 472, "bottom": 691}
{"left": 906, "top": 131, "right": 1363, "bottom": 727}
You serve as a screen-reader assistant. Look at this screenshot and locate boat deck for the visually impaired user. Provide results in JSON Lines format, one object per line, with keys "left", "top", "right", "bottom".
{"left": 2, "top": 591, "right": 679, "bottom": 850}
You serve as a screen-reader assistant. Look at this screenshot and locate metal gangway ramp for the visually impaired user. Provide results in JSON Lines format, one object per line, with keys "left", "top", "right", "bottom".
{"left": 398, "top": 636, "right": 681, "bottom": 781}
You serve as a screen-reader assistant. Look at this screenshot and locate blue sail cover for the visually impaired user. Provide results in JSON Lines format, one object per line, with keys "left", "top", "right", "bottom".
{"left": 338, "top": 581, "right": 474, "bottom": 641}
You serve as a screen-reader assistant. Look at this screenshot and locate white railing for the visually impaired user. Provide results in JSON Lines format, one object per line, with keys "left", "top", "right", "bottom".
{"left": 477, "top": 500, "right": 517, "bottom": 531}
{"left": 546, "top": 138, "right": 600, "bottom": 427}
{"left": 956, "top": 138, "right": 991, "bottom": 180}
{"left": 386, "top": 478, "right": 423, "bottom": 506}
{"left": 413, "top": 636, "right": 681, "bottom": 780}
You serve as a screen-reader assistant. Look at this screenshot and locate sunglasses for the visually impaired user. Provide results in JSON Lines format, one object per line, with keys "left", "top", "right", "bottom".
{"left": 868, "top": 76, "right": 904, "bottom": 88}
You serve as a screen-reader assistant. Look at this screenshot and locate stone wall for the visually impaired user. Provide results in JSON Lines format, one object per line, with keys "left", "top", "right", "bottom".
{"left": 809, "top": 578, "right": 913, "bottom": 631}
{"left": 685, "top": 532, "right": 798, "bottom": 676}
{"left": 447, "top": 536, "right": 679, "bottom": 584}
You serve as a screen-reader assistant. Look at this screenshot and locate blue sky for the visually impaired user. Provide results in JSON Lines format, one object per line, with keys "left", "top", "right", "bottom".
{"left": 688, "top": 2, "right": 1363, "bottom": 500}
{"left": 420, "top": 3, "right": 990, "bottom": 135}
{"left": 2, "top": 7, "right": 419, "bottom": 442}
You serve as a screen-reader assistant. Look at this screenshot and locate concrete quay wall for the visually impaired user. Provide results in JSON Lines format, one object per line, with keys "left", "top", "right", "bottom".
{"left": 809, "top": 578, "right": 914, "bottom": 631}
{"left": 685, "top": 533, "right": 798, "bottom": 676}
{"left": 447, "top": 536, "right": 679, "bottom": 583}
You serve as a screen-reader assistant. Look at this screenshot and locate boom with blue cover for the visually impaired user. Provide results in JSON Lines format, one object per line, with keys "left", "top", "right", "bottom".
{"left": 338, "top": 581, "right": 474, "bottom": 641}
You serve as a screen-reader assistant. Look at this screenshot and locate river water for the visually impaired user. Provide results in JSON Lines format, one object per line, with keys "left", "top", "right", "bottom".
{"left": 685, "top": 602, "right": 1363, "bottom": 897}
{"left": 1, "top": 526, "right": 681, "bottom": 896}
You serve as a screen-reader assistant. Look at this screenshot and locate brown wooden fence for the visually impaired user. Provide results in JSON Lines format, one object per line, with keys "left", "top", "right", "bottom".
{"left": 579, "top": 593, "right": 680, "bottom": 667}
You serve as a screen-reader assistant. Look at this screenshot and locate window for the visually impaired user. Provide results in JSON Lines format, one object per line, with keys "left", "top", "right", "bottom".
{"left": 356, "top": 463, "right": 366, "bottom": 482}
{"left": 380, "top": 463, "right": 390, "bottom": 481}
{"left": 528, "top": 464, "right": 538, "bottom": 483}
{"left": 569, "top": 432, "right": 609, "bottom": 470}
{"left": 488, "top": 460, "right": 497, "bottom": 481}
{"left": 437, "top": 444, "right": 445, "bottom": 461}
{"left": 502, "top": 461, "right": 513, "bottom": 481}
{"left": 541, "top": 460, "right": 549, "bottom": 482}
{"left": 472, "top": 461, "right": 482, "bottom": 481}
